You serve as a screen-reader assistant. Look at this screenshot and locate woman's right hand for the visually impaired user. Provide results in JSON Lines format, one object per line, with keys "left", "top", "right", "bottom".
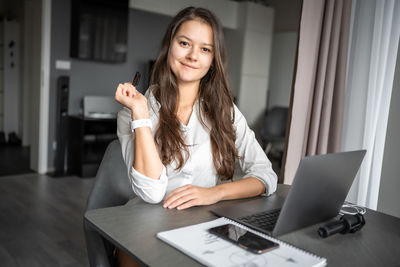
{"left": 115, "top": 82, "right": 149, "bottom": 120}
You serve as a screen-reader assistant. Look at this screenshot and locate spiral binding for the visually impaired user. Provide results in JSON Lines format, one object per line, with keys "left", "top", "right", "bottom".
{"left": 222, "top": 217, "right": 324, "bottom": 260}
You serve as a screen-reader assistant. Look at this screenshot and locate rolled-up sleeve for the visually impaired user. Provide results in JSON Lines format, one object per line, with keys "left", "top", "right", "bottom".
{"left": 117, "top": 107, "right": 168, "bottom": 203}
{"left": 233, "top": 105, "right": 277, "bottom": 195}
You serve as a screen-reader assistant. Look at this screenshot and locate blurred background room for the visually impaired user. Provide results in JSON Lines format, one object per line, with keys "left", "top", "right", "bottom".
{"left": 1, "top": 0, "right": 399, "bottom": 266}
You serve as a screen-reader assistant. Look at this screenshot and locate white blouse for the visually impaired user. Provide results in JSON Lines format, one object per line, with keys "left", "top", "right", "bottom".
{"left": 117, "top": 89, "right": 277, "bottom": 204}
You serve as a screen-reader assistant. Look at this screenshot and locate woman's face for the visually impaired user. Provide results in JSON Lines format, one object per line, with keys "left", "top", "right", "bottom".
{"left": 168, "top": 19, "right": 214, "bottom": 88}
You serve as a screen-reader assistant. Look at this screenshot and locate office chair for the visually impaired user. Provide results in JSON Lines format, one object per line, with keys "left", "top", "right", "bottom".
{"left": 259, "top": 107, "right": 288, "bottom": 174}
{"left": 84, "top": 139, "right": 135, "bottom": 267}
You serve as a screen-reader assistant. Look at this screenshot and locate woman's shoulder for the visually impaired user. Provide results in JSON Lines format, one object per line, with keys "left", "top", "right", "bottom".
{"left": 232, "top": 103, "right": 245, "bottom": 123}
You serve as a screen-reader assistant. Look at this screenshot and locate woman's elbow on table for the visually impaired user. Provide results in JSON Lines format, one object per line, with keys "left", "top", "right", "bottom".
{"left": 132, "top": 186, "right": 166, "bottom": 204}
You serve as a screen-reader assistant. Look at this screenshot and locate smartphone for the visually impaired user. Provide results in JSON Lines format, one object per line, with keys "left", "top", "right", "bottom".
{"left": 208, "top": 224, "right": 279, "bottom": 254}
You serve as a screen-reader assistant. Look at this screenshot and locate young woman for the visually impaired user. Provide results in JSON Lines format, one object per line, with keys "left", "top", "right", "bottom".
{"left": 115, "top": 7, "right": 277, "bottom": 211}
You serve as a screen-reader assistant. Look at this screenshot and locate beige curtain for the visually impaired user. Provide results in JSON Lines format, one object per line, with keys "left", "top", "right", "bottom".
{"left": 282, "top": 0, "right": 352, "bottom": 184}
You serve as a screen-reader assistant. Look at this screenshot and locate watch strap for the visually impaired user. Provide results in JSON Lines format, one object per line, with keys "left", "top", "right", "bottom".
{"left": 129, "top": 119, "right": 152, "bottom": 132}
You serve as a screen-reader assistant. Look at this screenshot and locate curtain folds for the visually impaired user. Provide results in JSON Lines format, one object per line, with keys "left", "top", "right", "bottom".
{"left": 283, "top": 0, "right": 351, "bottom": 184}
{"left": 343, "top": 0, "right": 400, "bottom": 209}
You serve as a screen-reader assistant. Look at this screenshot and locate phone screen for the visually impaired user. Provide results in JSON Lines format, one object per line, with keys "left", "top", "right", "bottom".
{"left": 208, "top": 224, "right": 279, "bottom": 254}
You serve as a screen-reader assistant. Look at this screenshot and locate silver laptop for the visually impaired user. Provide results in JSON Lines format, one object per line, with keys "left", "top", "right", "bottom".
{"left": 211, "top": 150, "right": 366, "bottom": 236}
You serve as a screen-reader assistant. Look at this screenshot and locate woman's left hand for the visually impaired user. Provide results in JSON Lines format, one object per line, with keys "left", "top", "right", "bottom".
{"left": 163, "top": 184, "right": 223, "bottom": 210}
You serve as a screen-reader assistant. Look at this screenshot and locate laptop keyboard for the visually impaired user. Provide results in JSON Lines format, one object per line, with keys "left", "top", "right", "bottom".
{"left": 238, "top": 208, "right": 281, "bottom": 231}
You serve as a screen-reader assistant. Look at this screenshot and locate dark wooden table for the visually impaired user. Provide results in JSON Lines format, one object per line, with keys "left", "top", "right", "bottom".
{"left": 85, "top": 185, "right": 400, "bottom": 266}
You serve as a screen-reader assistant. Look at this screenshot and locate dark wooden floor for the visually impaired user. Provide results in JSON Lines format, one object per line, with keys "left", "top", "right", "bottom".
{"left": 0, "top": 173, "right": 94, "bottom": 267}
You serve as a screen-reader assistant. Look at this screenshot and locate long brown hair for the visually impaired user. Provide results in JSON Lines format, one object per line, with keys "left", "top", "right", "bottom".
{"left": 150, "top": 7, "right": 238, "bottom": 180}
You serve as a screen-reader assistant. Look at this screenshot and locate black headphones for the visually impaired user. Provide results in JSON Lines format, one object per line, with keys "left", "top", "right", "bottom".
{"left": 318, "top": 213, "right": 365, "bottom": 238}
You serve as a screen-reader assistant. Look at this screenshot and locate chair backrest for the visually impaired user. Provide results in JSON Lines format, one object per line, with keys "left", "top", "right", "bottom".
{"left": 260, "top": 107, "right": 289, "bottom": 142}
{"left": 84, "top": 139, "right": 134, "bottom": 267}
{"left": 86, "top": 139, "right": 133, "bottom": 211}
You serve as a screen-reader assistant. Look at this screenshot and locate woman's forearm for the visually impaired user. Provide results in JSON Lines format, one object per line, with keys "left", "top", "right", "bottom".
{"left": 214, "top": 177, "right": 266, "bottom": 201}
{"left": 133, "top": 127, "right": 163, "bottom": 179}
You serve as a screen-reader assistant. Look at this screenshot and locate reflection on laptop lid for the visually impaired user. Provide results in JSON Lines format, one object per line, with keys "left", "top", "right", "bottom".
{"left": 211, "top": 150, "right": 366, "bottom": 237}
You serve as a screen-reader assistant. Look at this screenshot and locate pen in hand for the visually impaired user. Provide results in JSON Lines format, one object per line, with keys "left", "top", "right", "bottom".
{"left": 132, "top": 71, "right": 141, "bottom": 87}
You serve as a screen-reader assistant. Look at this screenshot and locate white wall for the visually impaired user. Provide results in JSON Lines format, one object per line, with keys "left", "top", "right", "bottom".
{"left": 22, "top": 0, "right": 32, "bottom": 146}
{"left": 267, "top": 31, "right": 297, "bottom": 108}
{"left": 130, "top": 0, "right": 238, "bottom": 29}
{"left": 3, "top": 20, "right": 20, "bottom": 137}
{"left": 378, "top": 42, "right": 400, "bottom": 218}
{"left": 27, "top": 0, "right": 42, "bottom": 171}
{"left": 236, "top": 3, "right": 274, "bottom": 127}
{"left": 224, "top": 28, "right": 243, "bottom": 101}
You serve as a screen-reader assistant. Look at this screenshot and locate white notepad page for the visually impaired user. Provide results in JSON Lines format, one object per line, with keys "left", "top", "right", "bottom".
{"left": 157, "top": 217, "right": 326, "bottom": 267}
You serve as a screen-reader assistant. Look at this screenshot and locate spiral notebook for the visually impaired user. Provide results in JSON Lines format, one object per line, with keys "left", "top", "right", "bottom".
{"left": 157, "top": 217, "right": 326, "bottom": 267}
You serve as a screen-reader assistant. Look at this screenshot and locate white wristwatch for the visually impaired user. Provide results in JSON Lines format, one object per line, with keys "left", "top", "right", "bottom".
{"left": 129, "top": 119, "right": 152, "bottom": 132}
